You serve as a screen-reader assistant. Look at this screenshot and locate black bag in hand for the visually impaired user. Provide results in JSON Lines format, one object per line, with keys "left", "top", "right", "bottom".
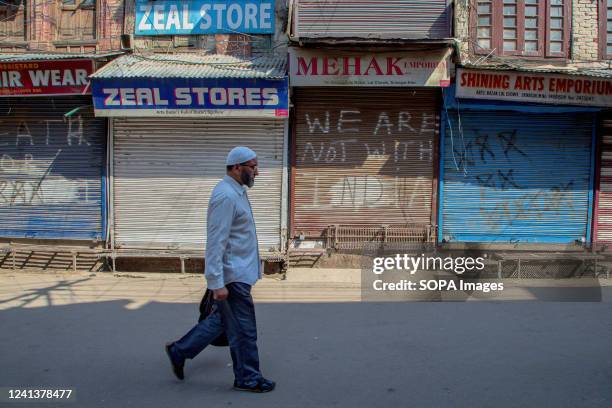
{"left": 198, "top": 289, "right": 229, "bottom": 347}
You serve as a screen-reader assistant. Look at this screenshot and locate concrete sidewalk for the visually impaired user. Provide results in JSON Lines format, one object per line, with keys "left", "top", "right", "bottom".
{"left": 0, "top": 268, "right": 610, "bottom": 310}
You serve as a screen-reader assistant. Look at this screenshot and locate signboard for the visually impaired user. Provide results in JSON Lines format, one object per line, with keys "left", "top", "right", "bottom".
{"left": 0, "top": 59, "right": 93, "bottom": 97}
{"left": 456, "top": 68, "right": 612, "bottom": 108}
{"left": 92, "top": 77, "right": 289, "bottom": 118}
{"left": 289, "top": 48, "right": 451, "bottom": 87}
{"left": 135, "top": 0, "right": 275, "bottom": 35}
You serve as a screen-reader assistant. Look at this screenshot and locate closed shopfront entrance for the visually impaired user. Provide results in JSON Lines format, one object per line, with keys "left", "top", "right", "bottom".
{"left": 292, "top": 87, "right": 439, "bottom": 245}
{"left": 0, "top": 96, "right": 106, "bottom": 240}
{"left": 440, "top": 111, "right": 595, "bottom": 244}
{"left": 112, "top": 118, "right": 285, "bottom": 252}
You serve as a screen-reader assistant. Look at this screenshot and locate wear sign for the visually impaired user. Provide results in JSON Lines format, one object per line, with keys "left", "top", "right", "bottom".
{"left": 135, "top": 0, "right": 275, "bottom": 35}
{"left": 456, "top": 68, "right": 612, "bottom": 107}
{"left": 0, "top": 59, "right": 93, "bottom": 96}
{"left": 289, "top": 48, "right": 451, "bottom": 87}
{"left": 92, "top": 77, "right": 289, "bottom": 118}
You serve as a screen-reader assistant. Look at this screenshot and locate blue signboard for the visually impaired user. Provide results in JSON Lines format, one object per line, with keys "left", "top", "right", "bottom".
{"left": 135, "top": 0, "right": 275, "bottom": 35}
{"left": 92, "top": 77, "right": 289, "bottom": 118}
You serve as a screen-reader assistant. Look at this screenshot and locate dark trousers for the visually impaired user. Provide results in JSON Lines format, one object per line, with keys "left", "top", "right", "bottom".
{"left": 173, "top": 282, "right": 262, "bottom": 385}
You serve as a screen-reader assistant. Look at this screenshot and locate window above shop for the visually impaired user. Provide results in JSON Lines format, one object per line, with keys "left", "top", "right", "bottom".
{"left": 599, "top": 0, "right": 612, "bottom": 59}
{"left": 0, "top": 0, "right": 26, "bottom": 43}
{"left": 57, "top": 0, "right": 96, "bottom": 42}
{"left": 473, "top": 0, "right": 570, "bottom": 58}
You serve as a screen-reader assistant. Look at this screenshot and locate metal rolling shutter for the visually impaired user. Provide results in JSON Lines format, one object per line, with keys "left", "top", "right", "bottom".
{"left": 596, "top": 114, "right": 612, "bottom": 243}
{"left": 112, "top": 118, "right": 284, "bottom": 251}
{"left": 292, "top": 87, "right": 439, "bottom": 238}
{"left": 441, "top": 111, "right": 595, "bottom": 244}
{"left": 0, "top": 97, "right": 106, "bottom": 240}
{"left": 294, "top": 0, "right": 450, "bottom": 39}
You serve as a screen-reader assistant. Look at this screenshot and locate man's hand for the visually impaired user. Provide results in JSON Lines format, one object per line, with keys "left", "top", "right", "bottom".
{"left": 213, "top": 287, "right": 229, "bottom": 301}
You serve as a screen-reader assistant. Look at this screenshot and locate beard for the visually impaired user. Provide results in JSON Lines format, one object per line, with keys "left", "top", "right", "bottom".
{"left": 241, "top": 171, "right": 254, "bottom": 188}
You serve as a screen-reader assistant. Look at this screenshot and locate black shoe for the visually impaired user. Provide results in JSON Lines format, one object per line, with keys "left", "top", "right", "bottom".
{"left": 233, "top": 378, "right": 275, "bottom": 393}
{"left": 165, "top": 342, "right": 184, "bottom": 380}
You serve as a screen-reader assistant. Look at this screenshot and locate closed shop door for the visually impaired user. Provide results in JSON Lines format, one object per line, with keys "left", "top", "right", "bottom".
{"left": 441, "top": 111, "right": 595, "bottom": 244}
{"left": 595, "top": 113, "right": 612, "bottom": 244}
{"left": 0, "top": 97, "right": 106, "bottom": 240}
{"left": 112, "top": 118, "right": 285, "bottom": 251}
{"left": 292, "top": 87, "right": 439, "bottom": 238}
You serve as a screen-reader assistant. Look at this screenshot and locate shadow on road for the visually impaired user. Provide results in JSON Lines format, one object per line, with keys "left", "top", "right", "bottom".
{"left": 1, "top": 296, "right": 612, "bottom": 407}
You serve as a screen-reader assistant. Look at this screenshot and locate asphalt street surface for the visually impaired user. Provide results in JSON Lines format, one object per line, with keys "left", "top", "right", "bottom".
{"left": 1, "top": 276, "right": 611, "bottom": 408}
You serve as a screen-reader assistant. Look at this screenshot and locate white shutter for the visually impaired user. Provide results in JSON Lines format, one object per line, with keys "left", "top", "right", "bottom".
{"left": 112, "top": 118, "right": 284, "bottom": 252}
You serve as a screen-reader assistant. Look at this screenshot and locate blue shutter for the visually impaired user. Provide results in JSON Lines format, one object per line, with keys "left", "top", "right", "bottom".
{"left": 440, "top": 111, "right": 595, "bottom": 244}
{"left": 0, "top": 97, "right": 106, "bottom": 240}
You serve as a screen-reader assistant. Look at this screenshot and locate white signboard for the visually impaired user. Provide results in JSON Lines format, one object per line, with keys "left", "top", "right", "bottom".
{"left": 456, "top": 68, "right": 612, "bottom": 107}
{"left": 94, "top": 108, "right": 288, "bottom": 118}
{"left": 289, "top": 48, "right": 451, "bottom": 87}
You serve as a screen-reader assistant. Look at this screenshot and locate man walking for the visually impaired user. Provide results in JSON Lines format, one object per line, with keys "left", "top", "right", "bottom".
{"left": 165, "top": 146, "right": 275, "bottom": 393}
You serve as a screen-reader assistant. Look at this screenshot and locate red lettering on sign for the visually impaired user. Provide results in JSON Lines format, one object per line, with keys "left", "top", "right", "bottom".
{"left": 364, "top": 58, "right": 383, "bottom": 76}
{"left": 386, "top": 57, "right": 403, "bottom": 75}
{"left": 296, "top": 56, "right": 318, "bottom": 76}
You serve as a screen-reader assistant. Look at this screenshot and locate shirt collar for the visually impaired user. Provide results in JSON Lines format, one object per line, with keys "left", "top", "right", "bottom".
{"left": 223, "top": 174, "right": 246, "bottom": 195}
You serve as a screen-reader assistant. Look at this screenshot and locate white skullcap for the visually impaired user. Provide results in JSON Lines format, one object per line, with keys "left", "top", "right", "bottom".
{"left": 226, "top": 146, "right": 257, "bottom": 166}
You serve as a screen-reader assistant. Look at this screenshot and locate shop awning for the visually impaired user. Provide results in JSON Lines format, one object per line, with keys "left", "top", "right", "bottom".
{"left": 90, "top": 53, "right": 288, "bottom": 118}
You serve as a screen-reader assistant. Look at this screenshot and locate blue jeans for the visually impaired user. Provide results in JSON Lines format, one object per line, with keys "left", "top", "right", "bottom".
{"left": 172, "top": 282, "right": 262, "bottom": 385}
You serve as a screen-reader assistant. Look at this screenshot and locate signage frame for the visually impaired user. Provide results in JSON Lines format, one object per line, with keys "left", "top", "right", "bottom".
{"left": 288, "top": 47, "right": 451, "bottom": 87}
{"left": 92, "top": 76, "right": 289, "bottom": 118}
{"left": 455, "top": 68, "right": 612, "bottom": 108}
{"left": 135, "top": 0, "right": 276, "bottom": 35}
{"left": 0, "top": 59, "right": 94, "bottom": 97}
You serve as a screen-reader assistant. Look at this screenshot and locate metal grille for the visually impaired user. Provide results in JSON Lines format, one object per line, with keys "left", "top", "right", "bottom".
{"left": 326, "top": 224, "right": 433, "bottom": 250}
{"left": 292, "top": 87, "right": 439, "bottom": 239}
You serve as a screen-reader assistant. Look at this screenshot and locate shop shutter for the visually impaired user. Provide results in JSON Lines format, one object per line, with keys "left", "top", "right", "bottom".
{"left": 440, "top": 111, "right": 594, "bottom": 244}
{"left": 292, "top": 87, "right": 439, "bottom": 238}
{"left": 0, "top": 96, "right": 106, "bottom": 240}
{"left": 595, "top": 113, "right": 612, "bottom": 244}
{"left": 112, "top": 118, "right": 284, "bottom": 251}
{"left": 293, "top": 0, "right": 451, "bottom": 39}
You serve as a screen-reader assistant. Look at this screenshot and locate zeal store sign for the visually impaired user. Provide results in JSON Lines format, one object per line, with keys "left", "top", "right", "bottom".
{"left": 0, "top": 59, "right": 93, "bottom": 96}
{"left": 456, "top": 68, "right": 612, "bottom": 107}
{"left": 92, "top": 77, "right": 289, "bottom": 118}
{"left": 289, "top": 48, "right": 451, "bottom": 87}
{"left": 135, "top": 0, "right": 275, "bottom": 35}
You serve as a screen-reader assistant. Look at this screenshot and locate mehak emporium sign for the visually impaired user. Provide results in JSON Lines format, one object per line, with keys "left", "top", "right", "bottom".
{"left": 135, "top": 0, "right": 275, "bottom": 35}
{"left": 0, "top": 59, "right": 93, "bottom": 96}
{"left": 289, "top": 48, "right": 451, "bottom": 87}
{"left": 456, "top": 68, "right": 612, "bottom": 107}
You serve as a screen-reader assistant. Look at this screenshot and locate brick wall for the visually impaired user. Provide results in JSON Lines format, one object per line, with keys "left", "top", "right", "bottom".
{"left": 454, "top": 0, "right": 602, "bottom": 63}
{"left": 454, "top": 0, "right": 471, "bottom": 64}
{"left": 572, "top": 0, "right": 599, "bottom": 61}
{"left": 17, "top": 0, "right": 124, "bottom": 52}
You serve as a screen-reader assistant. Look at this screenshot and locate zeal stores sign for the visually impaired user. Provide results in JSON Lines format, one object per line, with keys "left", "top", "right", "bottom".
{"left": 135, "top": 0, "right": 275, "bottom": 35}
{"left": 92, "top": 76, "right": 289, "bottom": 118}
{"left": 456, "top": 68, "right": 612, "bottom": 107}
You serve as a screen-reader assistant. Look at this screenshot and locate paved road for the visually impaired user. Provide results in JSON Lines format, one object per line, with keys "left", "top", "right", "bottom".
{"left": 1, "top": 271, "right": 611, "bottom": 408}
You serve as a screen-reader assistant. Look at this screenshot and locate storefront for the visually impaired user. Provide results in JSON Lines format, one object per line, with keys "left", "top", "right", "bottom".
{"left": 439, "top": 68, "right": 607, "bottom": 245}
{"left": 0, "top": 56, "right": 106, "bottom": 241}
{"left": 594, "top": 111, "right": 612, "bottom": 245}
{"left": 288, "top": 47, "right": 451, "bottom": 247}
{"left": 91, "top": 54, "right": 289, "bottom": 255}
